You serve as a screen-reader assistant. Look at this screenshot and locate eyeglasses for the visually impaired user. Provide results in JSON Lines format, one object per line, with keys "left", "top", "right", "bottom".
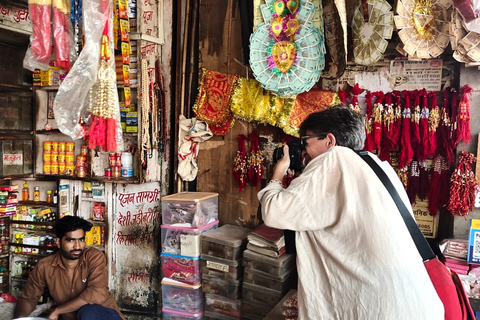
{"left": 300, "top": 134, "right": 327, "bottom": 148}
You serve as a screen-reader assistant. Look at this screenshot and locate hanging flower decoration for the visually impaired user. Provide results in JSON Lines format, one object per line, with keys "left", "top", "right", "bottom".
{"left": 352, "top": 0, "right": 393, "bottom": 65}
{"left": 394, "top": 0, "right": 452, "bottom": 59}
{"left": 249, "top": 0, "right": 325, "bottom": 96}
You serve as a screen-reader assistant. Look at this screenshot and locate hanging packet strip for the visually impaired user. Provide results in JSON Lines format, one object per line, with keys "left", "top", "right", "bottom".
{"left": 118, "top": 0, "right": 131, "bottom": 108}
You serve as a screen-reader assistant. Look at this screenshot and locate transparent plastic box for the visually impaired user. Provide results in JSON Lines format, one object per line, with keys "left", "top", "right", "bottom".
{"left": 161, "top": 278, "right": 204, "bottom": 313}
{"left": 161, "top": 253, "right": 201, "bottom": 285}
{"left": 240, "top": 299, "right": 273, "bottom": 320}
{"left": 241, "top": 281, "right": 287, "bottom": 308}
{"left": 161, "top": 220, "right": 219, "bottom": 257}
{"left": 162, "top": 308, "right": 204, "bottom": 320}
{"left": 243, "top": 267, "right": 295, "bottom": 291}
{"left": 242, "top": 249, "right": 295, "bottom": 275}
{"left": 161, "top": 192, "right": 218, "bottom": 228}
{"left": 204, "top": 293, "right": 241, "bottom": 318}
{"left": 200, "top": 254, "right": 243, "bottom": 280}
{"left": 200, "top": 224, "right": 250, "bottom": 260}
{"left": 204, "top": 311, "right": 240, "bottom": 320}
{"left": 201, "top": 273, "right": 242, "bottom": 299}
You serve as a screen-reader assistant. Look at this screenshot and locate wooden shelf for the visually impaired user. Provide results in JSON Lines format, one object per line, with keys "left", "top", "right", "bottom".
{"left": 18, "top": 201, "right": 57, "bottom": 208}
{"left": 10, "top": 252, "right": 55, "bottom": 258}
{"left": 81, "top": 198, "right": 106, "bottom": 203}
{"left": 35, "top": 129, "right": 61, "bottom": 134}
{"left": 9, "top": 243, "right": 57, "bottom": 250}
{"left": 10, "top": 220, "right": 56, "bottom": 227}
{"left": 0, "top": 130, "right": 33, "bottom": 136}
{"left": 0, "top": 83, "right": 31, "bottom": 92}
{"left": 87, "top": 219, "right": 106, "bottom": 226}
{"left": 34, "top": 86, "right": 59, "bottom": 92}
{"left": 91, "top": 176, "right": 139, "bottom": 184}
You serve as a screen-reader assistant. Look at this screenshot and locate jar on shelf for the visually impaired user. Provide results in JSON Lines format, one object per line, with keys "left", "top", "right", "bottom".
{"left": 33, "top": 187, "right": 40, "bottom": 202}
{"left": 46, "top": 190, "right": 52, "bottom": 203}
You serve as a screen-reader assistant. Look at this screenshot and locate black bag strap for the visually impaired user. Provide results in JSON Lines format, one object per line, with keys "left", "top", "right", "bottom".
{"left": 357, "top": 151, "right": 436, "bottom": 261}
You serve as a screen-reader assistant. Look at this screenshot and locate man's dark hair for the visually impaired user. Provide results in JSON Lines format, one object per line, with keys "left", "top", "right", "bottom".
{"left": 55, "top": 216, "right": 93, "bottom": 239}
{"left": 299, "top": 106, "right": 366, "bottom": 150}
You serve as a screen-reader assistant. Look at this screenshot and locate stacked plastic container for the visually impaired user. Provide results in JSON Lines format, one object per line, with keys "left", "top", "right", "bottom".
{"left": 161, "top": 192, "right": 220, "bottom": 320}
{"left": 200, "top": 224, "right": 250, "bottom": 320}
{"left": 240, "top": 250, "right": 296, "bottom": 319}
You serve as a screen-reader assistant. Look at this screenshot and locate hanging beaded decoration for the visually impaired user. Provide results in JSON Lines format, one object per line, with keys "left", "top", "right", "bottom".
{"left": 71, "top": 0, "right": 82, "bottom": 55}
{"left": 447, "top": 150, "right": 478, "bottom": 217}
{"left": 141, "top": 59, "right": 151, "bottom": 166}
{"left": 85, "top": 18, "right": 118, "bottom": 152}
{"left": 233, "top": 134, "right": 248, "bottom": 192}
{"left": 247, "top": 131, "right": 265, "bottom": 187}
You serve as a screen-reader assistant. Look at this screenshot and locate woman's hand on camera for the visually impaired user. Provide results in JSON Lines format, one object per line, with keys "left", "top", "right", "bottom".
{"left": 272, "top": 144, "right": 291, "bottom": 180}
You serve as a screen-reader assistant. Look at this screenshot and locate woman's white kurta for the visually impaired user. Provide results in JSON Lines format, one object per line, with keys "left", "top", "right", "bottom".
{"left": 258, "top": 146, "right": 444, "bottom": 320}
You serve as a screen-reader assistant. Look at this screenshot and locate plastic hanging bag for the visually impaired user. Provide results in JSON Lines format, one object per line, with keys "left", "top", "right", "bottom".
{"left": 53, "top": 0, "right": 123, "bottom": 151}
{"left": 177, "top": 115, "right": 213, "bottom": 181}
{"left": 23, "top": 0, "right": 53, "bottom": 71}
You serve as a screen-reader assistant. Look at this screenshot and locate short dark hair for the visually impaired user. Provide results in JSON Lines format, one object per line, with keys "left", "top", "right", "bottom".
{"left": 299, "top": 106, "right": 365, "bottom": 150}
{"left": 55, "top": 216, "right": 93, "bottom": 239}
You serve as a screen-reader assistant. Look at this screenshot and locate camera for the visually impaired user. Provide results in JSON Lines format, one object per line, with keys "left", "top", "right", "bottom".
{"left": 273, "top": 139, "right": 304, "bottom": 172}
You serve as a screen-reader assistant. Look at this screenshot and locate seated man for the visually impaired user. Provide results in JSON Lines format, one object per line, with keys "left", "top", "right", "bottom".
{"left": 13, "top": 216, "right": 124, "bottom": 320}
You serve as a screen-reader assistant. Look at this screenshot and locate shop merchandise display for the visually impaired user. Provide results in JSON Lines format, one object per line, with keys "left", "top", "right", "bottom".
{"left": 352, "top": 0, "right": 393, "bottom": 66}
{"left": 359, "top": 85, "right": 474, "bottom": 216}
{"left": 322, "top": 0, "right": 347, "bottom": 78}
{"left": 200, "top": 224, "right": 250, "bottom": 319}
{"left": 249, "top": 0, "right": 326, "bottom": 96}
{"left": 195, "top": 70, "right": 339, "bottom": 137}
{"left": 193, "top": 69, "right": 239, "bottom": 136}
{"left": 52, "top": 0, "right": 124, "bottom": 152}
{"left": 161, "top": 192, "right": 219, "bottom": 318}
{"left": 394, "top": 0, "right": 452, "bottom": 59}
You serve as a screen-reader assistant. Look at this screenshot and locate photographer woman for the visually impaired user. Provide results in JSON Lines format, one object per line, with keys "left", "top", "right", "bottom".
{"left": 258, "top": 107, "right": 443, "bottom": 319}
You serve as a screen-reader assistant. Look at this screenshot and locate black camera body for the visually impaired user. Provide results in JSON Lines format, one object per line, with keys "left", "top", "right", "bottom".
{"left": 273, "top": 139, "right": 304, "bottom": 172}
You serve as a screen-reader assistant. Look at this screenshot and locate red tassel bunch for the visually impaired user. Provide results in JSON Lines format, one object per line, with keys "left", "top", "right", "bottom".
{"left": 233, "top": 132, "right": 265, "bottom": 192}
{"left": 447, "top": 150, "right": 478, "bottom": 217}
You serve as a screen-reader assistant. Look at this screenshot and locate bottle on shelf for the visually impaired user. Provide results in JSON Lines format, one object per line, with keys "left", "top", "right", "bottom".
{"left": 53, "top": 189, "right": 58, "bottom": 205}
{"left": 22, "top": 183, "right": 29, "bottom": 201}
{"left": 33, "top": 187, "right": 40, "bottom": 202}
{"left": 46, "top": 190, "right": 52, "bottom": 203}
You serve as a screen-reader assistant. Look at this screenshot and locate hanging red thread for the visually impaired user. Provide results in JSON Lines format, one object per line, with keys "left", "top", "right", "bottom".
{"left": 351, "top": 83, "right": 363, "bottom": 114}
{"left": 398, "top": 90, "right": 413, "bottom": 168}
{"left": 372, "top": 91, "right": 384, "bottom": 151}
{"left": 391, "top": 91, "right": 403, "bottom": 149}
{"left": 418, "top": 160, "right": 430, "bottom": 201}
{"left": 447, "top": 150, "right": 478, "bottom": 217}
{"left": 456, "top": 84, "right": 473, "bottom": 145}
{"left": 232, "top": 134, "right": 247, "bottom": 192}
{"left": 379, "top": 92, "right": 394, "bottom": 163}
{"left": 450, "top": 88, "right": 459, "bottom": 148}
{"left": 426, "top": 92, "right": 440, "bottom": 158}
{"left": 407, "top": 160, "right": 420, "bottom": 204}
{"left": 410, "top": 90, "right": 421, "bottom": 151}
{"left": 417, "top": 89, "right": 429, "bottom": 161}
{"left": 428, "top": 155, "right": 446, "bottom": 216}
{"left": 338, "top": 89, "right": 350, "bottom": 105}
{"left": 247, "top": 131, "right": 264, "bottom": 187}
{"left": 437, "top": 89, "right": 455, "bottom": 164}
{"left": 363, "top": 91, "right": 374, "bottom": 152}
